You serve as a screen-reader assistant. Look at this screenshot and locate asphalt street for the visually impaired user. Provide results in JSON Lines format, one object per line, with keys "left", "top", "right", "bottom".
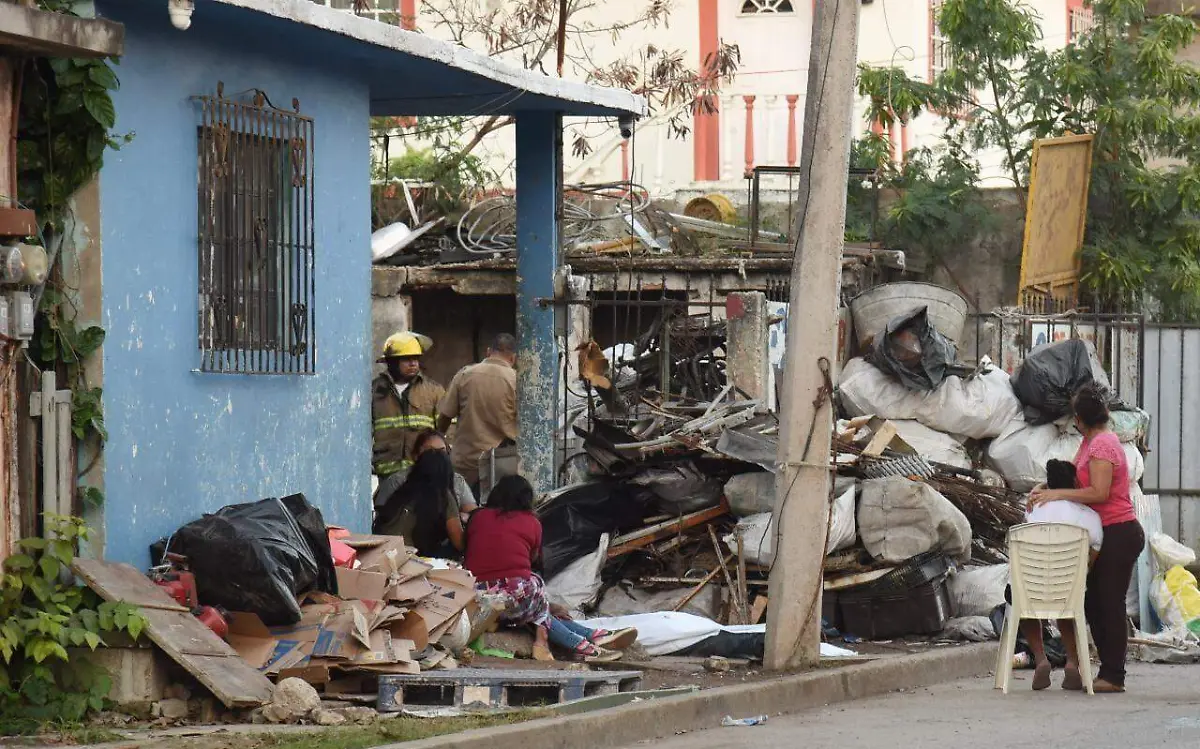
{"left": 616, "top": 663, "right": 1200, "bottom": 749}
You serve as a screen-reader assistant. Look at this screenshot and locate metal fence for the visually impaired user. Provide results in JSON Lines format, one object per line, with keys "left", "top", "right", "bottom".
{"left": 556, "top": 270, "right": 791, "bottom": 486}
{"left": 1142, "top": 324, "right": 1200, "bottom": 550}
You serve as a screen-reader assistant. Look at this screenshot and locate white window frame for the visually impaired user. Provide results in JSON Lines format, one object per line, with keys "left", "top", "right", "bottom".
{"left": 1068, "top": 5, "right": 1096, "bottom": 42}
{"left": 310, "top": 0, "right": 402, "bottom": 25}
{"left": 738, "top": 0, "right": 797, "bottom": 15}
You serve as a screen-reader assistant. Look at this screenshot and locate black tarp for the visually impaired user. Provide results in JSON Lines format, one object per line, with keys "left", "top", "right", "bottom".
{"left": 152, "top": 494, "right": 337, "bottom": 625}
{"left": 537, "top": 481, "right": 648, "bottom": 579}
{"left": 866, "top": 307, "right": 958, "bottom": 391}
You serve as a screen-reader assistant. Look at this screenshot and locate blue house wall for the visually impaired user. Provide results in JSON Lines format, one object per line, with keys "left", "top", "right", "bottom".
{"left": 95, "top": 6, "right": 373, "bottom": 566}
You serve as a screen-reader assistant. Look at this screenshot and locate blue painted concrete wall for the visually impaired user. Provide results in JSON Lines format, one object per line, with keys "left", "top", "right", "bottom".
{"left": 95, "top": 7, "right": 372, "bottom": 566}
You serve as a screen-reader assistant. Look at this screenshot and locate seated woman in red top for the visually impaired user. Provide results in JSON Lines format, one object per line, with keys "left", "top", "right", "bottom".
{"left": 465, "top": 475, "right": 636, "bottom": 662}
{"left": 1029, "top": 382, "right": 1144, "bottom": 694}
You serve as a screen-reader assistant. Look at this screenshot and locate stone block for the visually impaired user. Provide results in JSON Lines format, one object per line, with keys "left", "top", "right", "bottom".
{"left": 67, "top": 645, "right": 171, "bottom": 708}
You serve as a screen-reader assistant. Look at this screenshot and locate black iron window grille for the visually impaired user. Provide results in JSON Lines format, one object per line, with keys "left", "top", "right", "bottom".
{"left": 194, "top": 82, "right": 315, "bottom": 375}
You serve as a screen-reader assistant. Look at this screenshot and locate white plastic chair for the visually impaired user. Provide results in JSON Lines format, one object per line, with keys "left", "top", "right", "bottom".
{"left": 994, "top": 522, "right": 1094, "bottom": 695}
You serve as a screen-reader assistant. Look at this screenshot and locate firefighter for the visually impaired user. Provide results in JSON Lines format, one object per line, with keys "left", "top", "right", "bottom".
{"left": 371, "top": 332, "right": 445, "bottom": 478}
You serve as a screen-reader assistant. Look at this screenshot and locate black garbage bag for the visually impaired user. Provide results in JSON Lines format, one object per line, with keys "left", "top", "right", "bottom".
{"left": 153, "top": 493, "right": 338, "bottom": 625}
{"left": 866, "top": 306, "right": 957, "bottom": 391}
{"left": 1010, "top": 339, "right": 1120, "bottom": 425}
{"left": 537, "top": 481, "right": 647, "bottom": 579}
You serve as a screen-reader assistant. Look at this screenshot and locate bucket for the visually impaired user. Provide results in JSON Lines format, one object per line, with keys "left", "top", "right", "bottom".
{"left": 850, "top": 282, "right": 969, "bottom": 347}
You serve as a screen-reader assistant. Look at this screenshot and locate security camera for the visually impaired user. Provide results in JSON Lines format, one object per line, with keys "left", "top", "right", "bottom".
{"left": 618, "top": 115, "right": 635, "bottom": 140}
{"left": 168, "top": 0, "right": 194, "bottom": 30}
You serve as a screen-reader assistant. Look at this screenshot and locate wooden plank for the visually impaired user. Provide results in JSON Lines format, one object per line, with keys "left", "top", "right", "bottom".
{"left": 671, "top": 554, "right": 735, "bottom": 612}
{"left": 180, "top": 654, "right": 276, "bottom": 709}
{"left": 71, "top": 559, "right": 187, "bottom": 612}
{"left": 750, "top": 595, "right": 769, "bottom": 624}
{"left": 140, "top": 609, "right": 235, "bottom": 657}
{"left": 607, "top": 502, "right": 730, "bottom": 558}
{"left": 862, "top": 421, "right": 898, "bottom": 458}
{"left": 71, "top": 559, "right": 274, "bottom": 709}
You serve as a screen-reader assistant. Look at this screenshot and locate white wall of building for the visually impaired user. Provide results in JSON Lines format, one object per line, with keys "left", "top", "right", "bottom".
{"left": 366, "top": 0, "right": 1084, "bottom": 200}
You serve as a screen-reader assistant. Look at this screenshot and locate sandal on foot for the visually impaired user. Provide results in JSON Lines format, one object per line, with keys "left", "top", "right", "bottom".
{"left": 592, "top": 627, "right": 638, "bottom": 651}
{"left": 574, "top": 642, "right": 622, "bottom": 663}
{"left": 1032, "top": 661, "right": 1052, "bottom": 691}
{"left": 1062, "top": 666, "right": 1083, "bottom": 691}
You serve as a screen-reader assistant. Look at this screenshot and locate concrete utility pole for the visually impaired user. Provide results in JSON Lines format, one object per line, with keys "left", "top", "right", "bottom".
{"left": 764, "top": 0, "right": 861, "bottom": 671}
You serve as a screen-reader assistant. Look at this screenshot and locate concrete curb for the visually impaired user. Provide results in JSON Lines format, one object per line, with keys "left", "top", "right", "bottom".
{"left": 387, "top": 643, "right": 996, "bottom": 749}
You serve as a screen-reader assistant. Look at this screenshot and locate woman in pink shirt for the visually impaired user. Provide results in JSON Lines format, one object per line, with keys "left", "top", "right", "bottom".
{"left": 1030, "top": 382, "right": 1144, "bottom": 693}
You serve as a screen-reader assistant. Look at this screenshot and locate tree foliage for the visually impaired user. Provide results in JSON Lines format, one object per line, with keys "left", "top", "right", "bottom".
{"left": 858, "top": 0, "right": 1200, "bottom": 318}
{"left": 372, "top": 0, "right": 740, "bottom": 194}
{"left": 0, "top": 517, "right": 145, "bottom": 733}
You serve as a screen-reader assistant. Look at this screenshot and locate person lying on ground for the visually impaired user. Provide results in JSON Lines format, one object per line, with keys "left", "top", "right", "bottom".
{"left": 1010, "top": 458, "right": 1103, "bottom": 692}
{"left": 463, "top": 474, "right": 637, "bottom": 663}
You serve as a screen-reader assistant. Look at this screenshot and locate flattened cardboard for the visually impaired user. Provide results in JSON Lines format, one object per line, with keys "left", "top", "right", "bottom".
{"left": 225, "top": 613, "right": 276, "bottom": 669}
{"left": 390, "top": 611, "right": 430, "bottom": 651}
{"left": 336, "top": 567, "right": 389, "bottom": 601}
{"left": 388, "top": 575, "right": 435, "bottom": 603}
{"left": 356, "top": 538, "right": 410, "bottom": 574}
{"left": 413, "top": 569, "right": 475, "bottom": 633}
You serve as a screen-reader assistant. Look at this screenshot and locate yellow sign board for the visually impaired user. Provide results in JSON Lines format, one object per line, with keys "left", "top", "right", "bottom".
{"left": 1017, "top": 134, "right": 1095, "bottom": 309}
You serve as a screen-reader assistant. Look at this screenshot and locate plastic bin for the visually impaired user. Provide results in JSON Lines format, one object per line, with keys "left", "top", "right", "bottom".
{"left": 855, "top": 551, "right": 952, "bottom": 595}
{"left": 839, "top": 576, "right": 952, "bottom": 640}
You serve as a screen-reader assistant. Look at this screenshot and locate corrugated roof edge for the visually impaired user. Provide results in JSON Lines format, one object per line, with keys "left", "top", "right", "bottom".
{"left": 210, "top": 0, "right": 648, "bottom": 117}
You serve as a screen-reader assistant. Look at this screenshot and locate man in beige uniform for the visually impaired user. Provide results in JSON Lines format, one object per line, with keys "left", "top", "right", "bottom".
{"left": 437, "top": 333, "right": 518, "bottom": 495}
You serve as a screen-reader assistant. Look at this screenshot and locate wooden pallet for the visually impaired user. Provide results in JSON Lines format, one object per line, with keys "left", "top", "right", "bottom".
{"left": 377, "top": 668, "right": 643, "bottom": 711}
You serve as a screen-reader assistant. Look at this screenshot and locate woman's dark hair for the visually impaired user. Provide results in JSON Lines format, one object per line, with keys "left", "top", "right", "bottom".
{"left": 1071, "top": 381, "right": 1111, "bottom": 429}
{"left": 412, "top": 429, "right": 448, "bottom": 456}
{"left": 488, "top": 475, "right": 535, "bottom": 514}
{"left": 1045, "top": 459, "right": 1077, "bottom": 490}
{"left": 373, "top": 448, "right": 456, "bottom": 554}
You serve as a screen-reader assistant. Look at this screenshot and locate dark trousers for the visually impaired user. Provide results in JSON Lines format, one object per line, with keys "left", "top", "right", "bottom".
{"left": 1085, "top": 520, "right": 1145, "bottom": 686}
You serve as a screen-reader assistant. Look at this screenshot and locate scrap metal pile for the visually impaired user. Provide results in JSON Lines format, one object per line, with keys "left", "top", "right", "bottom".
{"left": 543, "top": 282, "right": 1153, "bottom": 646}
{"left": 370, "top": 180, "right": 907, "bottom": 278}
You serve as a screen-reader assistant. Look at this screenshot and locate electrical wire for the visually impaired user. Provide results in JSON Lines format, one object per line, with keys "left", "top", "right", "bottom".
{"left": 455, "top": 181, "right": 652, "bottom": 254}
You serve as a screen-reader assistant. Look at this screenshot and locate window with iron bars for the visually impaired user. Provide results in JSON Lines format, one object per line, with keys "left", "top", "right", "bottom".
{"left": 195, "top": 83, "right": 316, "bottom": 375}
{"left": 311, "top": 0, "right": 403, "bottom": 25}
{"left": 740, "top": 0, "right": 795, "bottom": 13}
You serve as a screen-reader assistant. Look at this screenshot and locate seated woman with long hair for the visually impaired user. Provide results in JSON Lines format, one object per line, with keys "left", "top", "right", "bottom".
{"left": 464, "top": 474, "right": 636, "bottom": 662}
{"left": 373, "top": 430, "right": 474, "bottom": 558}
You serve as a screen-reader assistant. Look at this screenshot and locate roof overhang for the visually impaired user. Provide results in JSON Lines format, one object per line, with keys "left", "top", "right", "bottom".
{"left": 193, "top": 0, "right": 647, "bottom": 118}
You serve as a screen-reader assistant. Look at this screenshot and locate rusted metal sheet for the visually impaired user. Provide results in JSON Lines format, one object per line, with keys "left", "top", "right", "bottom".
{"left": 1018, "top": 134, "right": 1094, "bottom": 310}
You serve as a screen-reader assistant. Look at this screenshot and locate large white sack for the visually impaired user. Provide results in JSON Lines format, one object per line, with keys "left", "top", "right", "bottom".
{"left": 858, "top": 476, "right": 972, "bottom": 563}
{"left": 988, "top": 420, "right": 1146, "bottom": 492}
{"left": 545, "top": 534, "right": 609, "bottom": 618}
{"left": 729, "top": 486, "right": 857, "bottom": 565}
{"left": 948, "top": 564, "right": 1009, "bottom": 617}
{"left": 891, "top": 420, "right": 972, "bottom": 470}
{"left": 839, "top": 357, "right": 1022, "bottom": 440}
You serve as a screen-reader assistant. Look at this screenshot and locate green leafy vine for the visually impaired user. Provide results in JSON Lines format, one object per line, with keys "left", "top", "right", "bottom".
{"left": 17, "top": 2, "right": 131, "bottom": 512}
{"left": 0, "top": 517, "right": 145, "bottom": 733}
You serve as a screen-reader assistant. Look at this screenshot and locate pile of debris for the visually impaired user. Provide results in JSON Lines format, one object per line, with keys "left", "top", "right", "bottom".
{"left": 546, "top": 284, "right": 1153, "bottom": 648}
{"left": 74, "top": 498, "right": 487, "bottom": 719}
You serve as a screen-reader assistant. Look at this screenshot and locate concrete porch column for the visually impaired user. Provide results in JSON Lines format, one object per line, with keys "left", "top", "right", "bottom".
{"left": 726, "top": 291, "right": 770, "bottom": 400}
{"left": 514, "top": 111, "right": 563, "bottom": 495}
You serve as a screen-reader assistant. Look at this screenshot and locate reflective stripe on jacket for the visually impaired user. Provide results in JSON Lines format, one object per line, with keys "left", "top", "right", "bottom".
{"left": 371, "top": 373, "right": 445, "bottom": 476}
